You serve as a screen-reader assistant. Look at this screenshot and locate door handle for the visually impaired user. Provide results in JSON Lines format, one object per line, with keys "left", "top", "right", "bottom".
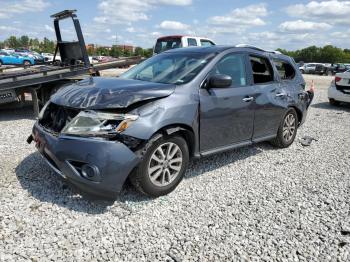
{"left": 242, "top": 96, "right": 254, "bottom": 102}
{"left": 276, "top": 93, "right": 286, "bottom": 97}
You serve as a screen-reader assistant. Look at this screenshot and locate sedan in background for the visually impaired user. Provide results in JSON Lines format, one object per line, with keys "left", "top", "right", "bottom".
{"left": 328, "top": 70, "right": 350, "bottom": 105}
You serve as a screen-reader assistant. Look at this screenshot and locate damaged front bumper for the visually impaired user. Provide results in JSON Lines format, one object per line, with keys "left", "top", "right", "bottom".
{"left": 29, "top": 122, "right": 140, "bottom": 198}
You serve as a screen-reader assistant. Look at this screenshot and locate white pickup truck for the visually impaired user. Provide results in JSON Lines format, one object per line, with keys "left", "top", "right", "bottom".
{"left": 153, "top": 35, "right": 215, "bottom": 54}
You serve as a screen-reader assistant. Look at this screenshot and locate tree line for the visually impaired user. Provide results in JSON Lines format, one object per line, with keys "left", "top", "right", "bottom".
{"left": 277, "top": 45, "right": 350, "bottom": 64}
{"left": 0, "top": 35, "right": 153, "bottom": 57}
{"left": 2, "top": 35, "right": 349, "bottom": 62}
{"left": 87, "top": 46, "right": 153, "bottom": 58}
{"left": 0, "top": 36, "right": 55, "bottom": 53}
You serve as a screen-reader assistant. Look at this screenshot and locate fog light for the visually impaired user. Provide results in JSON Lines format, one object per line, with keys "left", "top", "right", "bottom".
{"left": 81, "top": 164, "right": 101, "bottom": 182}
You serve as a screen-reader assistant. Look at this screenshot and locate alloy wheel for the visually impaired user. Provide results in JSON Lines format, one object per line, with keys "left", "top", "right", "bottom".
{"left": 148, "top": 142, "right": 183, "bottom": 187}
{"left": 282, "top": 113, "right": 296, "bottom": 142}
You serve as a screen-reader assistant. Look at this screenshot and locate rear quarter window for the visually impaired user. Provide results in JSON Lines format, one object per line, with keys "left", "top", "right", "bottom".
{"left": 273, "top": 59, "right": 296, "bottom": 80}
{"left": 200, "top": 39, "right": 215, "bottom": 47}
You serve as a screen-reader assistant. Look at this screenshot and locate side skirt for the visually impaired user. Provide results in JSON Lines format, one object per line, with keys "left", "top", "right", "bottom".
{"left": 199, "top": 134, "right": 277, "bottom": 157}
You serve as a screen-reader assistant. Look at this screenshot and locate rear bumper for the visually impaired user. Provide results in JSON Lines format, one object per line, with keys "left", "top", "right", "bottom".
{"left": 31, "top": 123, "right": 140, "bottom": 198}
{"left": 328, "top": 83, "right": 350, "bottom": 103}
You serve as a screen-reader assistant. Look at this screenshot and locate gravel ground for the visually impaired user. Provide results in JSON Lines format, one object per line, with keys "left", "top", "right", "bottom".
{"left": 0, "top": 74, "right": 349, "bottom": 261}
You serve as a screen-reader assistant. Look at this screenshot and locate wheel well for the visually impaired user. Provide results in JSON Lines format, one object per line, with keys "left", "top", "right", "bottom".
{"left": 157, "top": 124, "right": 196, "bottom": 157}
{"left": 23, "top": 60, "right": 31, "bottom": 64}
{"left": 289, "top": 106, "right": 302, "bottom": 125}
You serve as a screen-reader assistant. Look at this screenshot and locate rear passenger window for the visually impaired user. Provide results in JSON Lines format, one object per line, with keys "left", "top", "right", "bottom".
{"left": 249, "top": 56, "right": 274, "bottom": 84}
{"left": 273, "top": 60, "right": 296, "bottom": 80}
{"left": 187, "top": 38, "right": 197, "bottom": 46}
{"left": 212, "top": 54, "right": 247, "bottom": 87}
{"left": 200, "top": 39, "right": 215, "bottom": 47}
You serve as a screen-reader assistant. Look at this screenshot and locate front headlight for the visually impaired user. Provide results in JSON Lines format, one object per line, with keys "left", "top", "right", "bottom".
{"left": 61, "top": 110, "right": 138, "bottom": 136}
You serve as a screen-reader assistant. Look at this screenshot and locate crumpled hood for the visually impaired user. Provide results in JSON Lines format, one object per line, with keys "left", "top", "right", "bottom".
{"left": 51, "top": 77, "right": 176, "bottom": 109}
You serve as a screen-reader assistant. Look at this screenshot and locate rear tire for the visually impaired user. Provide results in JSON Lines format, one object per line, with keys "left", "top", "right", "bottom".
{"left": 270, "top": 108, "right": 298, "bottom": 148}
{"left": 130, "top": 134, "right": 189, "bottom": 197}
{"left": 329, "top": 98, "right": 340, "bottom": 106}
{"left": 300, "top": 69, "right": 305, "bottom": 74}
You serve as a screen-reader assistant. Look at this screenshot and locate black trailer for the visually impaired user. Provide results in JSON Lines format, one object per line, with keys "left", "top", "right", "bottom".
{"left": 0, "top": 10, "right": 142, "bottom": 115}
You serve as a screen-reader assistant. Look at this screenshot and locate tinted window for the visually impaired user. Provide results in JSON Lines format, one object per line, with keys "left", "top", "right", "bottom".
{"left": 120, "top": 52, "right": 215, "bottom": 85}
{"left": 187, "top": 38, "right": 197, "bottom": 46}
{"left": 200, "top": 39, "right": 215, "bottom": 47}
{"left": 273, "top": 60, "right": 296, "bottom": 80}
{"left": 154, "top": 38, "right": 182, "bottom": 54}
{"left": 212, "top": 54, "right": 247, "bottom": 87}
{"left": 249, "top": 56, "right": 274, "bottom": 84}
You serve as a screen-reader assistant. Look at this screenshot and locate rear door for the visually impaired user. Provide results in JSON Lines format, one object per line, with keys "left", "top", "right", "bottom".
{"left": 248, "top": 54, "right": 287, "bottom": 139}
{"left": 199, "top": 52, "right": 256, "bottom": 152}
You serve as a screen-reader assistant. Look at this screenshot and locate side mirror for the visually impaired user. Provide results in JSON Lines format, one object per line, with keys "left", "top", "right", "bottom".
{"left": 209, "top": 74, "right": 232, "bottom": 88}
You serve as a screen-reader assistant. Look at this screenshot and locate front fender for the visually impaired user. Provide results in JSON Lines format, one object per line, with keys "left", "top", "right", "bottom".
{"left": 122, "top": 93, "right": 199, "bottom": 140}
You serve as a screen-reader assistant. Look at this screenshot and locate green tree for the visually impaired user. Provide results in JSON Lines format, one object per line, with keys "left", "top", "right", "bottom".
{"left": 319, "top": 45, "right": 343, "bottom": 63}
{"left": 134, "top": 46, "right": 144, "bottom": 56}
{"left": 19, "top": 35, "right": 29, "bottom": 48}
{"left": 110, "top": 46, "right": 122, "bottom": 57}
{"left": 6, "top": 36, "right": 20, "bottom": 48}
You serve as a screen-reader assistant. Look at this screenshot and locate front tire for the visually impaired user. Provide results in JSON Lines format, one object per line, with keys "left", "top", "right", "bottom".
{"left": 270, "top": 108, "right": 298, "bottom": 148}
{"left": 130, "top": 134, "right": 189, "bottom": 197}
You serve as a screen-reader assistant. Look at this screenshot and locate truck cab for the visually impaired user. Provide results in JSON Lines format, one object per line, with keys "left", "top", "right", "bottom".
{"left": 153, "top": 35, "right": 215, "bottom": 55}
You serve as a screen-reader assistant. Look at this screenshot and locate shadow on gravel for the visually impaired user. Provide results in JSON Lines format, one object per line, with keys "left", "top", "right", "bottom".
{"left": 16, "top": 143, "right": 270, "bottom": 213}
{"left": 0, "top": 103, "right": 35, "bottom": 121}
{"left": 312, "top": 102, "right": 350, "bottom": 112}
{"left": 15, "top": 152, "right": 115, "bottom": 214}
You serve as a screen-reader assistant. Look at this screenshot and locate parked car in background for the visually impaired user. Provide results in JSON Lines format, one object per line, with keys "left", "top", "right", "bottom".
{"left": 15, "top": 49, "right": 45, "bottom": 64}
{"left": 0, "top": 51, "right": 35, "bottom": 67}
{"left": 1, "top": 48, "right": 15, "bottom": 53}
{"left": 29, "top": 45, "right": 313, "bottom": 198}
{"left": 41, "top": 53, "right": 61, "bottom": 63}
{"left": 97, "top": 56, "right": 117, "bottom": 63}
{"left": 328, "top": 70, "right": 350, "bottom": 105}
{"left": 299, "top": 63, "right": 324, "bottom": 74}
{"left": 153, "top": 35, "right": 215, "bottom": 54}
{"left": 325, "top": 63, "right": 350, "bottom": 76}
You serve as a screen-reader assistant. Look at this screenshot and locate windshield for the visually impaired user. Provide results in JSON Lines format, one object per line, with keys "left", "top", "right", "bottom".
{"left": 120, "top": 52, "right": 215, "bottom": 85}
{"left": 154, "top": 38, "right": 182, "bottom": 54}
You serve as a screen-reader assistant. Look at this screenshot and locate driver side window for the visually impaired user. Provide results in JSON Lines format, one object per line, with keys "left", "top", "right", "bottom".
{"left": 212, "top": 54, "right": 247, "bottom": 87}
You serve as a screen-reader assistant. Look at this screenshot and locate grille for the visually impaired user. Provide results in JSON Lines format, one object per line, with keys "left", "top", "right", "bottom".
{"left": 39, "top": 103, "right": 80, "bottom": 134}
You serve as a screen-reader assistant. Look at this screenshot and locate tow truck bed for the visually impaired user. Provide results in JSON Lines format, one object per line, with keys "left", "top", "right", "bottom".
{"left": 0, "top": 57, "right": 141, "bottom": 91}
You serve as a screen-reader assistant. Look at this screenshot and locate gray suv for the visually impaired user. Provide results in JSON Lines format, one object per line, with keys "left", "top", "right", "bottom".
{"left": 28, "top": 46, "right": 313, "bottom": 197}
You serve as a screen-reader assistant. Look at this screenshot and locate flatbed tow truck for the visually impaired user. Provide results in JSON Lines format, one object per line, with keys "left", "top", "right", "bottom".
{"left": 0, "top": 10, "right": 142, "bottom": 116}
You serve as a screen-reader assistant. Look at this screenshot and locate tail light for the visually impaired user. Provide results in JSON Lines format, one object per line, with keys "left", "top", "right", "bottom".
{"left": 335, "top": 76, "right": 342, "bottom": 83}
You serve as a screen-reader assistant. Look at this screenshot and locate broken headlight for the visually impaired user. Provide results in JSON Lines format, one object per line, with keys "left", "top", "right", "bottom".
{"left": 61, "top": 110, "right": 138, "bottom": 136}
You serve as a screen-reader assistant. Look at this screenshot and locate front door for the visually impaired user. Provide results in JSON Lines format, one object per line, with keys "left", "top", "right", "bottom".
{"left": 199, "top": 53, "right": 256, "bottom": 152}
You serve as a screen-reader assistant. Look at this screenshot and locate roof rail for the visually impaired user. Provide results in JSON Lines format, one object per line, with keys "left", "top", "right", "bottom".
{"left": 235, "top": 44, "right": 281, "bottom": 55}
